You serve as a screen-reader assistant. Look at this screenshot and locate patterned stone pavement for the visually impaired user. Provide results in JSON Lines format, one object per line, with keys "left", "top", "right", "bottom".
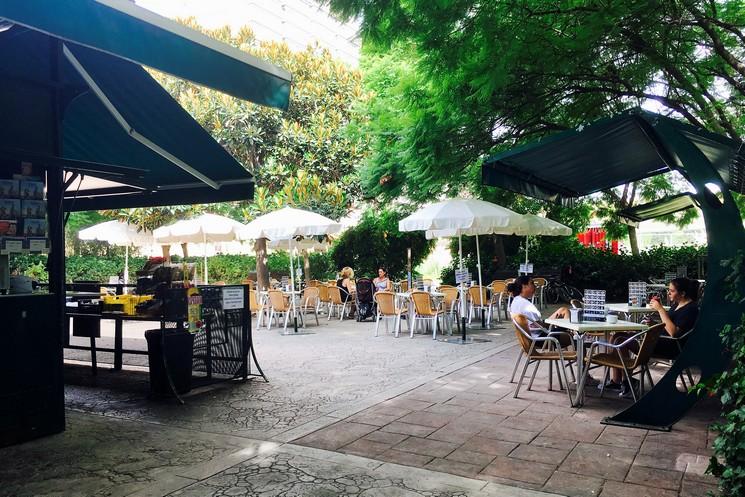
{"left": 293, "top": 343, "right": 720, "bottom": 497}
{"left": 1, "top": 313, "right": 721, "bottom": 497}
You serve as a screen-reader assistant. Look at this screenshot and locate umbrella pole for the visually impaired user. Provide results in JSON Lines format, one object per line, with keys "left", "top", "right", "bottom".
{"left": 476, "top": 234, "right": 485, "bottom": 328}
{"left": 290, "top": 239, "right": 299, "bottom": 333}
{"left": 459, "top": 235, "right": 467, "bottom": 341}
{"left": 525, "top": 235, "right": 529, "bottom": 267}
{"left": 124, "top": 245, "right": 129, "bottom": 289}
{"left": 203, "top": 232, "right": 208, "bottom": 285}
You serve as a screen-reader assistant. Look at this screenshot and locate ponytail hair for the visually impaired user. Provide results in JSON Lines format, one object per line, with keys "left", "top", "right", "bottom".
{"left": 508, "top": 275, "right": 533, "bottom": 297}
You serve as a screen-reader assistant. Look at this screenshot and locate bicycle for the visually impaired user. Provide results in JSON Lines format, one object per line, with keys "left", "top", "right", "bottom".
{"left": 544, "top": 278, "right": 583, "bottom": 304}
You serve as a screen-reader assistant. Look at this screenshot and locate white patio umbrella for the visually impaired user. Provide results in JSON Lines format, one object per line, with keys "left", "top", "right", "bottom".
{"left": 153, "top": 213, "right": 244, "bottom": 284}
{"left": 513, "top": 214, "right": 572, "bottom": 268}
{"left": 78, "top": 221, "right": 153, "bottom": 285}
{"left": 238, "top": 207, "right": 342, "bottom": 292}
{"left": 400, "top": 198, "right": 526, "bottom": 336}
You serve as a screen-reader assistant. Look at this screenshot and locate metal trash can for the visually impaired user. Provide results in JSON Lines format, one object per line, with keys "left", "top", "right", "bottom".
{"left": 144, "top": 329, "right": 194, "bottom": 395}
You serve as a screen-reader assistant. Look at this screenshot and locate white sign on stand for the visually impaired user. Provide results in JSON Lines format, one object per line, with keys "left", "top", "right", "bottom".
{"left": 4, "top": 239, "right": 23, "bottom": 253}
{"left": 454, "top": 269, "right": 471, "bottom": 284}
{"left": 222, "top": 287, "right": 245, "bottom": 310}
{"left": 519, "top": 263, "right": 534, "bottom": 274}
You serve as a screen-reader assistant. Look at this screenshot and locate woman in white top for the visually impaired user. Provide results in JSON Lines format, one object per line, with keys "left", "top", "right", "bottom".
{"left": 509, "top": 275, "right": 570, "bottom": 339}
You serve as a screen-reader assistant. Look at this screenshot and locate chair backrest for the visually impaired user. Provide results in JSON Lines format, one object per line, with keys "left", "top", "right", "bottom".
{"left": 249, "top": 289, "right": 260, "bottom": 312}
{"left": 398, "top": 280, "right": 408, "bottom": 292}
{"left": 308, "top": 279, "right": 321, "bottom": 287}
{"left": 374, "top": 291, "right": 397, "bottom": 316}
{"left": 268, "top": 290, "right": 288, "bottom": 311}
{"left": 439, "top": 285, "right": 459, "bottom": 307}
{"left": 410, "top": 291, "right": 435, "bottom": 316}
{"left": 318, "top": 284, "right": 330, "bottom": 302}
{"left": 302, "top": 287, "right": 320, "bottom": 307}
{"left": 327, "top": 280, "right": 337, "bottom": 287}
{"left": 504, "top": 278, "right": 516, "bottom": 285}
{"left": 533, "top": 277, "right": 547, "bottom": 287}
{"left": 422, "top": 278, "right": 433, "bottom": 287}
{"left": 631, "top": 323, "right": 665, "bottom": 368}
{"left": 328, "top": 285, "right": 345, "bottom": 305}
{"left": 511, "top": 314, "right": 535, "bottom": 353}
{"left": 490, "top": 281, "right": 507, "bottom": 294}
{"left": 469, "top": 285, "right": 488, "bottom": 306}
{"left": 243, "top": 279, "right": 256, "bottom": 288}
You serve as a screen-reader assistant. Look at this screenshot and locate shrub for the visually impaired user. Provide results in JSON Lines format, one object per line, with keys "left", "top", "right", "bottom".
{"left": 330, "top": 208, "right": 435, "bottom": 280}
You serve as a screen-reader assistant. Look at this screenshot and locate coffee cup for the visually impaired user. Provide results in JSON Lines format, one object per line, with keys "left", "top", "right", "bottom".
{"left": 606, "top": 314, "right": 619, "bottom": 324}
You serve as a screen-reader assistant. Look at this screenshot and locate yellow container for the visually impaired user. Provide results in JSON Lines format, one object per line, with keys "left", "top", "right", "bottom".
{"left": 102, "top": 294, "right": 152, "bottom": 315}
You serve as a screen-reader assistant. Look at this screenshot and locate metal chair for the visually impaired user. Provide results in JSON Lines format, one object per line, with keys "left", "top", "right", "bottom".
{"left": 410, "top": 290, "right": 445, "bottom": 339}
{"left": 438, "top": 285, "right": 460, "bottom": 331}
{"left": 512, "top": 314, "right": 576, "bottom": 406}
{"left": 267, "top": 289, "right": 298, "bottom": 333}
{"left": 467, "top": 285, "right": 489, "bottom": 325}
{"left": 373, "top": 291, "right": 408, "bottom": 337}
{"left": 327, "top": 285, "right": 350, "bottom": 321}
{"left": 583, "top": 324, "right": 664, "bottom": 402}
{"left": 299, "top": 287, "right": 320, "bottom": 327}
{"left": 317, "top": 284, "right": 331, "bottom": 315}
{"left": 533, "top": 277, "right": 547, "bottom": 309}
{"left": 488, "top": 280, "right": 507, "bottom": 324}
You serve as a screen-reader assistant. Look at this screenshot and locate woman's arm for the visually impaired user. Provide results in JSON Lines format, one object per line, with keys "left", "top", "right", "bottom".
{"left": 650, "top": 300, "right": 677, "bottom": 336}
{"left": 386, "top": 279, "right": 392, "bottom": 291}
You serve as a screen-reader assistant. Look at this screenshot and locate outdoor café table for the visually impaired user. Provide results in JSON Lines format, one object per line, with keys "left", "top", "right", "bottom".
{"left": 544, "top": 318, "right": 648, "bottom": 406}
{"left": 605, "top": 303, "right": 669, "bottom": 323}
{"left": 259, "top": 289, "right": 304, "bottom": 329}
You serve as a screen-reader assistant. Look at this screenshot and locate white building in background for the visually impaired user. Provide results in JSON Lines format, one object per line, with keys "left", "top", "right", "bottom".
{"left": 135, "top": 0, "right": 361, "bottom": 65}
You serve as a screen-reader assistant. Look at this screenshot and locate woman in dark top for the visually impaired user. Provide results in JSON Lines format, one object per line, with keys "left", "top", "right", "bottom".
{"left": 648, "top": 277, "right": 700, "bottom": 358}
{"left": 606, "top": 277, "right": 699, "bottom": 394}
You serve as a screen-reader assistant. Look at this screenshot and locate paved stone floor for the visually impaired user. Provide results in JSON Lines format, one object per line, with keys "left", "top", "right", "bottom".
{"left": 0, "top": 312, "right": 720, "bottom": 496}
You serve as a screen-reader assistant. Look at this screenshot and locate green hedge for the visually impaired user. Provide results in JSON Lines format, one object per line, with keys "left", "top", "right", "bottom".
{"left": 10, "top": 252, "right": 337, "bottom": 284}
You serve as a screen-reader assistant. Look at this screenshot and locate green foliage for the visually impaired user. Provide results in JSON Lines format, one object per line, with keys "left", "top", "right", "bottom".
{"left": 442, "top": 238, "right": 706, "bottom": 301}
{"left": 693, "top": 252, "right": 745, "bottom": 496}
{"left": 330, "top": 208, "right": 435, "bottom": 279}
{"left": 331, "top": 0, "right": 745, "bottom": 247}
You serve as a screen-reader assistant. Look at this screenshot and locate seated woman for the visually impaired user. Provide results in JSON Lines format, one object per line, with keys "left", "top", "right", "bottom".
{"left": 508, "top": 275, "right": 571, "bottom": 345}
{"left": 606, "top": 277, "right": 700, "bottom": 395}
{"left": 373, "top": 267, "right": 392, "bottom": 292}
{"left": 337, "top": 266, "right": 355, "bottom": 299}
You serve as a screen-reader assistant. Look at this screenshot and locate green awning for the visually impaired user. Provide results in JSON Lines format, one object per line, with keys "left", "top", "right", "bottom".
{"left": 0, "top": 0, "right": 291, "bottom": 110}
{"left": 619, "top": 193, "right": 699, "bottom": 223}
{"left": 482, "top": 109, "right": 745, "bottom": 202}
{"left": 0, "top": 2, "right": 293, "bottom": 210}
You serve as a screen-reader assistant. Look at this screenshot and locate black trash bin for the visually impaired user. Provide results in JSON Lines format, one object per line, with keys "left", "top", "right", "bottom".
{"left": 145, "top": 329, "right": 194, "bottom": 395}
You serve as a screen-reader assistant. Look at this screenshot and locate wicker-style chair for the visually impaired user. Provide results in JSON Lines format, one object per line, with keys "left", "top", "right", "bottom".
{"left": 410, "top": 290, "right": 446, "bottom": 339}
{"left": 327, "top": 285, "right": 350, "bottom": 321}
{"left": 373, "top": 291, "right": 408, "bottom": 337}
{"left": 398, "top": 279, "right": 409, "bottom": 292}
{"left": 533, "top": 277, "right": 548, "bottom": 309}
{"left": 317, "top": 284, "right": 331, "bottom": 314}
{"left": 267, "top": 289, "right": 296, "bottom": 332}
{"left": 489, "top": 280, "right": 508, "bottom": 323}
{"left": 467, "top": 286, "right": 489, "bottom": 325}
{"left": 583, "top": 323, "right": 664, "bottom": 402}
{"left": 512, "top": 314, "right": 576, "bottom": 406}
{"left": 299, "top": 287, "right": 321, "bottom": 326}
{"left": 438, "top": 285, "right": 460, "bottom": 331}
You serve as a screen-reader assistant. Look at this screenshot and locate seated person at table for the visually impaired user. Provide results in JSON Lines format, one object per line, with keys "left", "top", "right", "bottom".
{"left": 337, "top": 266, "right": 355, "bottom": 300}
{"left": 606, "top": 277, "right": 700, "bottom": 395}
{"left": 373, "top": 267, "right": 392, "bottom": 292}
{"left": 509, "top": 276, "right": 571, "bottom": 345}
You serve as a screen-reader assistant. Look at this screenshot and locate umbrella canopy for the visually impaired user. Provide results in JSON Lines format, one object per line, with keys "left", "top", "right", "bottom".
{"left": 400, "top": 198, "right": 524, "bottom": 236}
{"left": 153, "top": 213, "right": 244, "bottom": 244}
{"left": 154, "top": 214, "right": 245, "bottom": 284}
{"left": 268, "top": 237, "right": 329, "bottom": 252}
{"left": 513, "top": 215, "right": 572, "bottom": 237}
{"left": 78, "top": 221, "right": 153, "bottom": 246}
{"left": 238, "top": 207, "right": 343, "bottom": 241}
{"left": 78, "top": 220, "right": 154, "bottom": 285}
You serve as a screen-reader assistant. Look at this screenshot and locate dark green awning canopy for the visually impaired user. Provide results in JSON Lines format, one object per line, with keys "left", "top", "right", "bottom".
{"left": 0, "top": 1, "right": 292, "bottom": 210}
{"left": 619, "top": 193, "right": 699, "bottom": 223}
{"left": 482, "top": 109, "right": 745, "bottom": 202}
{"left": 0, "top": 0, "right": 291, "bottom": 109}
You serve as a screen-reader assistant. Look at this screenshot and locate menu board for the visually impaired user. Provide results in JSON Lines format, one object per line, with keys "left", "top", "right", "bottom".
{"left": 583, "top": 289, "right": 606, "bottom": 322}
{"left": 0, "top": 165, "right": 48, "bottom": 254}
{"left": 628, "top": 282, "right": 647, "bottom": 307}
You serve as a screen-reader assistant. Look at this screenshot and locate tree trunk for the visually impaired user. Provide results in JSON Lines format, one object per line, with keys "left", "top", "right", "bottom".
{"left": 628, "top": 225, "right": 640, "bottom": 256}
{"left": 255, "top": 237, "right": 269, "bottom": 290}
{"left": 161, "top": 244, "right": 170, "bottom": 263}
{"left": 303, "top": 251, "right": 311, "bottom": 285}
{"left": 181, "top": 242, "right": 189, "bottom": 258}
{"left": 494, "top": 235, "right": 507, "bottom": 269}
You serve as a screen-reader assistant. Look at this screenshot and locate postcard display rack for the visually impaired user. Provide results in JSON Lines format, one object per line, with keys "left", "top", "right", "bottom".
{"left": 628, "top": 282, "right": 647, "bottom": 307}
{"left": 0, "top": 162, "right": 49, "bottom": 255}
{"left": 583, "top": 289, "right": 607, "bottom": 322}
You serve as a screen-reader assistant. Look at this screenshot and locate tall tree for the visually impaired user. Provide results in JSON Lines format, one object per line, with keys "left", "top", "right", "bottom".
{"left": 331, "top": 0, "right": 745, "bottom": 253}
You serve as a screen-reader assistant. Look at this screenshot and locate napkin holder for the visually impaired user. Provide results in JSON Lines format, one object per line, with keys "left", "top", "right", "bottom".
{"left": 569, "top": 308, "right": 583, "bottom": 324}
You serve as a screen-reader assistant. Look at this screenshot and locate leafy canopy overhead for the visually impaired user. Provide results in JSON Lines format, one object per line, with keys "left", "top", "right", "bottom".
{"left": 330, "top": 0, "right": 745, "bottom": 250}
